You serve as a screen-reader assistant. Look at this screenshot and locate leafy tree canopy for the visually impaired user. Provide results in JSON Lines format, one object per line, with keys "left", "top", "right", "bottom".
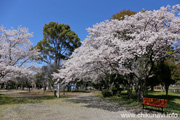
{"left": 111, "top": 9, "right": 136, "bottom": 20}
{"left": 35, "top": 22, "right": 81, "bottom": 66}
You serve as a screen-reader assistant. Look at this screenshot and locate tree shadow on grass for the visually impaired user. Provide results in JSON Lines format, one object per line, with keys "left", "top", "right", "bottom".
{"left": 119, "top": 91, "right": 180, "bottom": 114}
{"left": 65, "top": 92, "right": 180, "bottom": 114}
{"left": 65, "top": 95, "right": 154, "bottom": 114}
{"left": 65, "top": 95, "right": 128, "bottom": 112}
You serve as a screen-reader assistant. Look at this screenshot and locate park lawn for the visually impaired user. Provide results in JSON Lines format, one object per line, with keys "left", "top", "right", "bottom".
{"left": 0, "top": 90, "right": 68, "bottom": 107}
{"left": 0, "top": 94, "right": 56, "bottom": 106}
{"left": 0, "top": 90, "right": 89, "bottom": 107}
{"left": 97, "top": 90, "right": 180, "bottom": 114}
{"left": 0, "top": 90, "right": 92, "bottom": 120}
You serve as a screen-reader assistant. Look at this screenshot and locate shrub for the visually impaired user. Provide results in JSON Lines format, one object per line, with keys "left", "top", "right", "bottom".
{"left": 112, "top": 88, "right": 118, "bottom": 95}
{"left": 102, "top": 89, "right": 112, "bottom": 97}
{"left": 117, "top": 88, "right": 124, "bottom": 96}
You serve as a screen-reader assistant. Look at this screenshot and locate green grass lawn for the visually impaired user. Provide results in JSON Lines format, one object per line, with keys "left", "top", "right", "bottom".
{"left": 97, "top": 90, "right": 180, "bottom": 114}
{"left": 0, "top": 90, "right": 87, "bottom": 106}
{"left": 0, "top": 94, "right": 57, "bottom": 106}
{"left": 0, "top": 90, "right": 67, "bottom": 106}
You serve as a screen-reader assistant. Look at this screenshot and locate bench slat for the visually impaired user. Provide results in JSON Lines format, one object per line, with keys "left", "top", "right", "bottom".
{"left": 139, "top": 98, "right": 167, "bottom": 107}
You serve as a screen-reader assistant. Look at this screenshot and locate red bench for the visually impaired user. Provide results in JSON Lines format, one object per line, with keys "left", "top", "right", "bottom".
{"left": 139, "top": 98, "right": 167, "bottom": 112}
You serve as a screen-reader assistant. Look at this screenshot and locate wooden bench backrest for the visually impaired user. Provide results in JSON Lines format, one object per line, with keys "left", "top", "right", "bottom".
{"left": 143, "top": 98, "right": 167, "bottom": 106}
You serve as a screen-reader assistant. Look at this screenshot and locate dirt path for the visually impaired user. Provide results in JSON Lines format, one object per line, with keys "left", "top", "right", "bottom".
{"left": 0, "top": 90, "right": 178, "bottom": 120}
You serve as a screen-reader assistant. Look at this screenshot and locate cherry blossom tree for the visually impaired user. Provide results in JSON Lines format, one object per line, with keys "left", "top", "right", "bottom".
{"left": 53, "top": 4, "right": 180, "bottom": 101}
{"left": 0, "top": 26, "right": 40, "bottom": 84}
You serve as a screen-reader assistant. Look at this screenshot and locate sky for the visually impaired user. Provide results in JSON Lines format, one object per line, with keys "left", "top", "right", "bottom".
{"left": 0, "top": 0, "right": 179, "bottom": 47}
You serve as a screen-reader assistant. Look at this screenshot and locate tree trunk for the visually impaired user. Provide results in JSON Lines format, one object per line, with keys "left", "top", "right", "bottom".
{"left": 75, "top": 84, "right": 79, "bottom": 91}
{"left": 16, "top": 84, "right": 18, "bottom": 90}
{"left": 34, "top": 84, "right": 36, "bottom": 89}
{"left": 69, "top": 85, "right": 71, "bottom": 92}
{"left": 127, "top": 74, "right": 133, "bottom": 99}
{"left": 99, "top": 83, "right": 102, "bottom": 91}
{"left": 63, "top": 86, "right": 65, "bottom": 96}
{"left": 57, "top": 83, "right": 60, "bottom": 98}
{"left": 67, "top": 83, "right": 71, "bottom": 92}
{"left": 128, "top": 85, "right": 132, "bottom": 99}
{"left": 165, "top": 85, "right": 169, "bottom": 98}
{"left": 127, "top": 78, "right": 132, "bottom": 99}
{"left": 28, "top": 87, "right": 30, "bottom": 93}
{"left": 81, "top": 85, "right": 84, "bottom": 92}
{"left": 135, "top": 87, "right": 138, "bottom": 96}
{"left": 138, "top": 88, "right": 144, "bottom": 102}
{"left": 161, "top": 85, "right": 165, "bottom": 92}
{"left": 150, "top": 85, "right": 154, "bottom": 91}
{"left": 109, "top": 81, "right": 114, "bottom": 95}
{"left": 54, "top": 90, "right": 57, "bottom": 97}
{"left": 137, "top": 81, "right": 145, "bottom": 102}
{"left": 21, "top": 85, "right": 24, "bottom": 90}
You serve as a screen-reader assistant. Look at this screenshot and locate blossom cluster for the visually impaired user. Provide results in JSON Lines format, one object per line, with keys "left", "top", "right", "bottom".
{"left": 53, "top": 5, "right": 180, "bottom": 84}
